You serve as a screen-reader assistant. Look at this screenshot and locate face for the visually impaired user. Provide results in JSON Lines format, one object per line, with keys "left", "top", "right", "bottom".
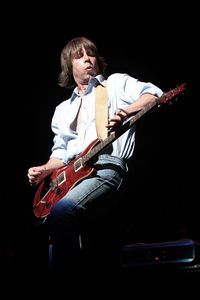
{"left": 72, "top": 48, "right": 100, "bottom": 85}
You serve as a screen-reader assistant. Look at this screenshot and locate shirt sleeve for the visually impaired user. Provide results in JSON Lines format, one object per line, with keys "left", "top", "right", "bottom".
{"left": 107, "top": 73, "right": 163, "bottom": 105}
{"left": 49, "top": 108, "right": 69, "bottom": 164}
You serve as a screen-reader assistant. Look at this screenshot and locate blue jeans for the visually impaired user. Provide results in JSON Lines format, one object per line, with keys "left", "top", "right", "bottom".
{"left": 48, "top": 154, "right": 128, "bottom": 280}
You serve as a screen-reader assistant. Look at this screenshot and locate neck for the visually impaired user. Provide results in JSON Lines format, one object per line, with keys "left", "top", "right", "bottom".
{"left": 78, "top": 85, "right": 87, "bottom": 97}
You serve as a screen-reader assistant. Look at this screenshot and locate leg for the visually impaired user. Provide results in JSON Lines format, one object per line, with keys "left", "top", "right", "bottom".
{"left": 49, "top": 167, "right": 124, "bottom": 280}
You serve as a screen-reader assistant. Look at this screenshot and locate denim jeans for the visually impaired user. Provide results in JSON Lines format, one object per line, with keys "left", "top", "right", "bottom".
{"left": 48, "top": 154, "right": 128, "bottom": 280}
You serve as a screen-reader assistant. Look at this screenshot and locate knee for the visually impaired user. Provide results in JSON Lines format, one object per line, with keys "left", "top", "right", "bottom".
{"left": 50, "top": 198, "right": 75, "bottom": 223}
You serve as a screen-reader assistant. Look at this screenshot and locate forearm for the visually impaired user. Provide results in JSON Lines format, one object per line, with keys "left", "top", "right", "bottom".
{"left": 28, "top": 157, "right": 65, "bottom": 186}
{"left": 107, "top": 93, "right": 159, "bottom": 130}
{"left": 43, "top": 157, "right": 65, "bottom": 171}
{"left": 125, "top": 93, "right": 158, "bottom": 116}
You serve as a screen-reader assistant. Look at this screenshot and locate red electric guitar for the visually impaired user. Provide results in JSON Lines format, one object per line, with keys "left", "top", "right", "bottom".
{"left": 33, "top": 83, "right": 187, "bottom": 219}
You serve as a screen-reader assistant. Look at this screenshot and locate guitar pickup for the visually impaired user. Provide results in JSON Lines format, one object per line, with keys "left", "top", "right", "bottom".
{"left": 74, "top": 158, "right": 83, "bottom": 172}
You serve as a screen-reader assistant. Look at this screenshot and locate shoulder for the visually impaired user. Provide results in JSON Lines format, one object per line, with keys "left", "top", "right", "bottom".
{"left": 54, "top": 98, "right": 70, "bottom": 112}
{"left": 107, "top": 72, "right": 133, "bottom": 80}
{"left": 105, "top": 73, "right": 138, "bottom": 93}
{"left": 106, "top": 73, "right": 137, "bottom": 85}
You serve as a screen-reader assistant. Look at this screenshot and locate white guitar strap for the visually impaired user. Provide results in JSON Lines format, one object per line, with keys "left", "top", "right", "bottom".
{"left": 95, "top": 83, "right": 108, "bottom": 140}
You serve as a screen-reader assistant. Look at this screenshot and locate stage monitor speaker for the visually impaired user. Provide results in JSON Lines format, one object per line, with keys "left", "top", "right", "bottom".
{"left": 121, "top": 238, "right": 200, "bottom": 272}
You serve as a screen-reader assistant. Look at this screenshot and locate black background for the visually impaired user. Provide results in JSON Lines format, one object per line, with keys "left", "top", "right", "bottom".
{"left": 2, "top": 4, "right": 199, "bottom": 279}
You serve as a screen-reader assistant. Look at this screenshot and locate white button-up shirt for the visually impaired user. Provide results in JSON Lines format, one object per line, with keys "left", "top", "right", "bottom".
{"left": 50, "top": 73, "right": 163, "bottom": 163}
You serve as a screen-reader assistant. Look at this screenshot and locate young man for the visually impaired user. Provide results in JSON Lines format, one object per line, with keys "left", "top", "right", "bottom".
{"left": 28, "top": 36, "right": 163, "bottom": 280}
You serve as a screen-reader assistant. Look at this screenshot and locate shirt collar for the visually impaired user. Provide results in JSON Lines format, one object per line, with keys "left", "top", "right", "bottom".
{"left": 70, "top": 74, "right": 105, "bottom": 102}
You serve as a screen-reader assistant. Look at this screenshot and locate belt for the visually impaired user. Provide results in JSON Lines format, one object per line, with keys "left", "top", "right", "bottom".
{"left": 93, "top": 154, "right": 128, "bottom": 175}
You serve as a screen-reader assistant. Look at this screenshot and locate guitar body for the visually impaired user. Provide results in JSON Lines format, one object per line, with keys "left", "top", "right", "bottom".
{"left": 33, "top": 139, "right": 99, "bottom": 218}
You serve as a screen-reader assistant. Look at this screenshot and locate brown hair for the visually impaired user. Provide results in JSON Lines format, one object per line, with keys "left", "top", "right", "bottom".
{"left": 58, "top": 37, "right": 107, "bottom": 89}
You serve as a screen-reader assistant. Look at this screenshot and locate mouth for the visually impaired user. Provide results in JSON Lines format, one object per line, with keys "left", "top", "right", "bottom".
{"left": 85, "top": 65, "right": 93, "bottom": 70}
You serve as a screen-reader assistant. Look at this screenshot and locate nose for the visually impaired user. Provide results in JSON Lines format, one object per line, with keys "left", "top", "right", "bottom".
{"left": 84, "top": 54, "right": 91, "bottom": 63}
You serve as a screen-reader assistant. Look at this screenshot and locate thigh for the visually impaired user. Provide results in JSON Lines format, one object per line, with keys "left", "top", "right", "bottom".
{"left": 50, "top": 168, "right": 123, "bottom": 224}
{"left": 66, "top": 168, "right": 123, "bottom": 209}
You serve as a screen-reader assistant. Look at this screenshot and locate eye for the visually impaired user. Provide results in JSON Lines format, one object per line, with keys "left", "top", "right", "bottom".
{"left": 73, "top": 49, "right": 84, "bottom": 59}
{"left": 86, "top": 51, "right": 95, "bottom": 57}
